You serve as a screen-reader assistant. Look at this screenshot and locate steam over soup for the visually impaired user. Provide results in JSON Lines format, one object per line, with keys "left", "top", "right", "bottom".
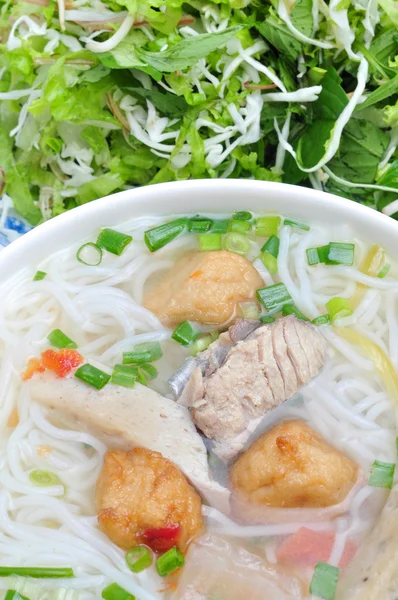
{"left": 0, "top": 212, "right": 398, "bottom": 600}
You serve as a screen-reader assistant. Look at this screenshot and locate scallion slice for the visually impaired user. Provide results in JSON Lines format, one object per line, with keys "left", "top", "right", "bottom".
{"left": 282, "top": 304, "right": 309, "bottom": 321}
{"left": 326, "top": 297, "right": 353, "bottom": 321}
{"left": 33, "top": 271, "right": 47, "bottom": 281}
{"left": 260, "top": 251, "right": 278, "bottom": 274}
{"left": 122, "top": 342, "right": 162, "bottom": 365}
{"left": 74, "top": 364, "right": 110, "bottom": 389}
{"left": 5, "top": 591, "right": 30, "bottom": 600}
{"left": 0, "top": 567, "right": 74, "bottom": 579}
{"left": 111, "top": 365, "right": 137, "bottom": 388}
{"left": 191, "top": 331, "right": 218, "bottom": 355}
{"left": 256, "top": 283, "right": 292, "bottom": 313}
{"left": 326, "top": 242, "right": 355, "bottom": 266}
{"left": 378, "top": 263, "right": 391, "bottom": 278}
{"left": 312, "top": 314, "right": 331, "bottom": 326}
{"left": 239, "top": 302, "right": 260, "bottom": 320}
{"left": 261, "top": 235, "right": 279, "bottom": 258}
{"left": 139, "top": 363, "right": 158, "bottom": 380}
{"left": 29, "top": 470, "right": 61, "bottom": 487}
{"left": 233, "top": 211, "right": 252, "bottom": 221}
{"left": 198, "top": 233, "right": 222, "bottom": 252}
{"left": 224, "top": 232, "right": 250, "bottom": 255}
{"left": 228, "top": 220, "right": 251, "bottom": 234}
{"left": 284, "top": 218, "right": 310, "bottom": 231}
{"left": 126, "top": 546, "right": 152, "bottom": 573}
{"left": 255, "top": 216, "right": 280, "bottom": 237}
{"left": 144, "top": 218, "right": 188, "bottom": 252}
{"left": 310, "top": 561, "right": 339, "bottom": 600}
{"left": 188, "top": 216, "right": 212, "bottom": 233}
{"left": 260, "top": 315, "right": 276, "bottom": 324}
{"left": 97, "top": 228, "right": 132, "bottom": 256}
{"left": 172, "top": 321, "right": 198, "bottom": 346}
{"left": 47, "top": 329, "right": 77, "bottom": 350}
{"left": 306, "top": 244, "right": 330, "bottom": 266}
{"left": 156, "top": 547, "right": 184, "bottom": 577}
{"left": 369, "top": 460, "right": 395, "bottom": 489}
{"left": 211, "top": 219, "right": 229, "bottom": 233}
{"left": 101, "top": 583, "right": 135, "bottom": 600}
{"left": 76, "top": 242, "right": 103, "bottom": 266}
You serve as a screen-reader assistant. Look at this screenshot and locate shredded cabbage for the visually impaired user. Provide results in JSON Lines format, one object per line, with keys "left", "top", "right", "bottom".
{"left": 0, "top": 0, "right": 397, "bottom": 224}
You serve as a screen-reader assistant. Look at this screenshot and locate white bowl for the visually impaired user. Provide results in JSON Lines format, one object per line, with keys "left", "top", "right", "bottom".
{"left": 0, "top": 179, "right": 397, "bottom": 282}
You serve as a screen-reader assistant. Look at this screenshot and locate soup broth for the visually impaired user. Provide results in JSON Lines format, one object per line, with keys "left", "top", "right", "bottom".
{"left": 0, "top": 213, "right": 397, "bottom": 600}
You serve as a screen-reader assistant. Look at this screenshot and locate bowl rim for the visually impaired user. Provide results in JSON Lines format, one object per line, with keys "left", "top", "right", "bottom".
{"left": 0, "top": 179, "right": 397, "bottom": 282}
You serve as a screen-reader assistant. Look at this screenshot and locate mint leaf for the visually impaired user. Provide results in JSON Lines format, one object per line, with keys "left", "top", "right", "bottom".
{"left": 291, "top": 0, "right": 313, "bottom": 37}
{"left": 328, "top": 120, "right": 389, "bottom": 183}
{"left": 311, "top": 67, "right": 348, "bottom": 121}
{"left": 115, "top": 83, "right": 189, "bottom": 118}
{"left": 257, "top": 16, "right": 301, "bottom": 61}
{"left": 137, "top": 25, "right": 245, "bottom": 73}
{"left": 99, "top": 41, "right": 162, "bottom": 80}
{"left": 377, "top": 160, "right": 398, "bottom": 189}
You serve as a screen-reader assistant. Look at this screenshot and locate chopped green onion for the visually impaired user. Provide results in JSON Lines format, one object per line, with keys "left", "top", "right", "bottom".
{"left": 228, "top": 220, "right": 251, "bottom": 234}
{"left": 33, "top": 271, "right": 47, "bottom": 281}
{"left": 172, "top": 321, "right": 198, "bottom": 346}
{"left": 306, "top": 247, "right": 321, "bottom": 266}
{"left": 224, "top": 232, "right": 250, "bottom": 255}
{"left": 261, "top": 235, "right": 280, "bottom": 258}
{"left": 126, "top": 546, "right": 152, "bottom": 573}
{"left": 256, "top": 283, "right": 292, "bottom": 314}
{"left": 144, "top": 218, "right": 188, "bottom": 252}
{"left": 156, "top": 547, "right": 184, "bottom": 577}
{"left": 97, "top": 228, "right": 132, "bottom": 256}
{"left": 239, "top": 302, "right": 260, "bottom": 320}
{"left": 378, "top": 263, "right": 391, "bottom": 278}
{"left": 310, "top": 562, "right": 339, "bottom": 600}
{"left": 74, "top": 364, "right": 111, "bottom": 390}
{"left": 29, "top": 470, "right": 61, "bottom": 487}
{"left": 255, "top": 216, "right": 280, "bottom": 237}
{"left": 312, "top": 314, "right": 331, "bottom": 326}
{"left": 326, "top": 297, "right": 353, "bottom": 321}
{"left": 326, "top": 242, "right": 355, "bottom": 266}
{"left": 76, "top": 242, "right": 103, "bottom": 266}
{"left": 369, "top": 460, "right": 395, "bottom": 489}
{"left": 0, "top": 567, "right": 74, "bottom": 579}
{"left": 260, "top": 315, "right": 276, "bottom": 324}
{"left": 188, "top": 216, "right": 212, "bottom": 233}
{"left": 260, "top": 251, "right": 278, "bottom": 274}
{"left": 233, "top": 211, "right": 252, "bottom": 221}
{"left": 211, "top": 219, "right": 229, "bottom": 233}
{"left": 139, "top": 363, "right": 158, "bottom": 380}
{"left": 102, "top": 583, "right": 135, "bottom": 600}
{"left": 284, "top": 218, "right": 310, "bottom": 231}
{"left": 5, "top": 591, "right": 30, "bottom": 600}
{"left": 191, "top": 331, "right": 219, "bottom": 355}
{"left": 282, "top": 304, "right": 309, "bottom": 321}
{"left": 122, "top": 342, "right": 162, "bottom": 365}
{"left": 306, "top": 244, "right": 330, "bottom": 266}
{"left": 111, "top": 365, "right": 137, "bottom": 388}
{"left": 198, "top": 233, "right": 222, "bottom": 252}
{"left": 47, "top": 329, "right": 77, "bottom": 350}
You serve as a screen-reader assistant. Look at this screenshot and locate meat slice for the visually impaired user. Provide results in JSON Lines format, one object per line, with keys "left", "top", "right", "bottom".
{"left": 177, "top": 316, "right": 327, "bottom": 460}
{"left": 143, "top": 250, "right": 263, "bottom": 327}
{"left": 28, "top": 372, "right": 230, "bottom": 514}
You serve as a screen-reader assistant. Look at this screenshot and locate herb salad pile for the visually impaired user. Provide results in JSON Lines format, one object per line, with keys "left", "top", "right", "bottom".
{"left": 0, "top": 0, "right": 398, "bottom": 225}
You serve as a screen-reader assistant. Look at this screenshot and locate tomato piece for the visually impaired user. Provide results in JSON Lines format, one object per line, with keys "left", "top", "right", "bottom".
{"left": 276, "top": 527, "right": 356, "bottom": 569}
{"left": 22, "top": 357, "right": 45, "bottom": 381}
{"left": 141, "top": 524, "right": 181, "bottom": 553}
{"left": 41, "top": 349, "right": 83, "bottom": 377}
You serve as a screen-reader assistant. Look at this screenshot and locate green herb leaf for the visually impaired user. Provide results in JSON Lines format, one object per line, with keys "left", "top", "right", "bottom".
{"left": 137, "top": 26, "right": 245, "bottom": 73}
